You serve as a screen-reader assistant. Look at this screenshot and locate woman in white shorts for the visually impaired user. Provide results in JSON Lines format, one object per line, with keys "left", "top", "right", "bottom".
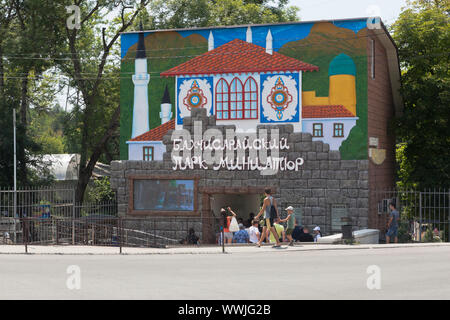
{"left": 221, "top": 207, "right": 236, "bottom": 244}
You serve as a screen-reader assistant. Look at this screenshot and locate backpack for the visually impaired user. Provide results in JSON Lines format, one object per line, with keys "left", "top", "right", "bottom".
{"left": 269, "top": 198, "right": 277, "bottom": 219}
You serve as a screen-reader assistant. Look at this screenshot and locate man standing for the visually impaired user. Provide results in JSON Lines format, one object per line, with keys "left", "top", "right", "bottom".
{"left": 386, "top": 202, "right": 400, "bottom": 244}
{"left": 255, "top": 188, "right": 281, "bottom": 248}
{"left": 280, "top": 206, "right": 296, "bottom": 246}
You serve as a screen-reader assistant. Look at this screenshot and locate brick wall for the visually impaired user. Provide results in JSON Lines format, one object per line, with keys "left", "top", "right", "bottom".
{"left": 367, "top": 31, "right": 397, "bottom": 231}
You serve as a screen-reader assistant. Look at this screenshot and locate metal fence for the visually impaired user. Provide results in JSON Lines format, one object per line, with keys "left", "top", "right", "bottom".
{"left": 372, "top": 189, "right": 450, "bottom": 242}
{"left": 2, "top": 216, "right": 221, "bottom": 250}
{"left": 1, "top": 186, "right": 449, "bottom": 248}
{"left": 0, "top": 186, "right": 76, "bottom": 219}
{"left": 0, "top": 186, "right": 118, "bottom": 244}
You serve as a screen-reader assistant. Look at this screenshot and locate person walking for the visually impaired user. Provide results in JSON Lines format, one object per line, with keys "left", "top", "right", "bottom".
{"left": 255, "top": 188, "right": 281, "bottom": 248}
{"left": 386, "top": 202, "right": 400, "bottom": 244}
{"left": 280, "top": 206, "right": 296, "bottom": 246}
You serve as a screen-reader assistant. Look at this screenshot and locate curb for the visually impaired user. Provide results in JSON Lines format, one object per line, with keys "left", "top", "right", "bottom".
{"left": 0, "top": 243, "right": 449, "bottom": 256}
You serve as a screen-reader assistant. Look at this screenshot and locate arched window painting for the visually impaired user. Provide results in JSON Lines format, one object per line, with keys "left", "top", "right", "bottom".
{"left": 215, "top": 77, "right": 258, "bottom": 120}
{"left": 215, "top": 78, "right": 229, "bottom": 120}
{"left": 230, "top": 78, "right": 244, "bottom": 120}
{"left": 244, "top": 77, "right": 258, "bottom": 119}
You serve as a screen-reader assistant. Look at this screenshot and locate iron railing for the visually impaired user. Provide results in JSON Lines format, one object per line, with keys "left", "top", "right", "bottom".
{"left": 1, "top": 187, "right": 449, "bottom": 248}
{"left": 8, "top": 216, "right": 220, "bottom": 250}
{"left": 372, "top": 188, "right": 450, "bottom": 242}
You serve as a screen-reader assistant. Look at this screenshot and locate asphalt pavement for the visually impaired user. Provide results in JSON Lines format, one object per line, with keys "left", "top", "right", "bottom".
{"left": 0, "top": 244, "right": 449, "bottom": 299}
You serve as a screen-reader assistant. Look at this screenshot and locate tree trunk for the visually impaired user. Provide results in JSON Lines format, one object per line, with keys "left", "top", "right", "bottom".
{"left": 0, "top": 43, "right": 4, "bottom": 98}
{"left": 75, "top": 105, "right": 121, "bottom": 205}
{"left": 20, "top": 75, "right": 28, "bottom": 126}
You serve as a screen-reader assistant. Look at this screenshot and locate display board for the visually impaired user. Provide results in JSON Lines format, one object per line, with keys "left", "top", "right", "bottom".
{"left": 133, "top": 179, "right": 195, "bottom": 211}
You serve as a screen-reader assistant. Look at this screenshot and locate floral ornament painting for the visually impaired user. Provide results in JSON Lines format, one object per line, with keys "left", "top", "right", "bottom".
{"left": 177, "top": 78, "right": 212, "bottom": 121}
{"left": 262, "top": 75, "right": 298, "bottom": 122}
{"left": 183, "top": 80, "right": 207, "bottom": 110}
{"left": 267, "top": 77, "right": 293, "bottom": 120}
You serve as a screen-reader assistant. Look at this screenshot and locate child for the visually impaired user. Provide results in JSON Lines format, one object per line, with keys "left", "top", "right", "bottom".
{"left": 313, "top": 226, "right": 322, "bottom": 243}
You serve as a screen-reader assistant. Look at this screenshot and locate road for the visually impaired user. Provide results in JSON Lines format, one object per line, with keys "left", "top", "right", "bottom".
{"left": 1, "top": 245, "right": 449, "bottom": 299}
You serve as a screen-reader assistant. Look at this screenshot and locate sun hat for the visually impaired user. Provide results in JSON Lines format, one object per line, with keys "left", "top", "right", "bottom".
{"left": 313, "top": 226, "right": 321, "bottom": 231}
{"left": 285, "top": 206, "right": 294, "bottom": 211}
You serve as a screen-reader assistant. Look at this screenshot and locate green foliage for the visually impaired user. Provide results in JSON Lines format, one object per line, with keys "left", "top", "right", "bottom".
{"left": 397, "top": 220, "right": 413, "bottom": 243}
{"left": 0, "top": 0, "right": 67, "bottom": 186}
{"left": 392, "top": 0, "right": 450, "bottom": 189}
{"left": 85, "top": 177, "right": 116, "bottom": 203}
{"left": 0, "top": 100, "right": 53, "bottom": 187}
{"left": 28, "top": 106, "right": 67, "bottom": 155}
{"left": 145, "top": 0, "right": 299, "bottom": 29}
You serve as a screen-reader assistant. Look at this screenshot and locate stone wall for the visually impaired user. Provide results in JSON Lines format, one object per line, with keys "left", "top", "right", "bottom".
{"left": 111, "top": 108, "right": 369, "bottom": 243}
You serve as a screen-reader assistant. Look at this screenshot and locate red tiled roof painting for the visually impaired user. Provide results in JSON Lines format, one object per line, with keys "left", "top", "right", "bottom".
{"left": 129, "top": 119, "right": 175, "bottom": 142}
{"left": 161, "top": 39, "right": 319, "bottom": 77}
{"left": 129, "top": 106, "right": 354, "bottom": 143}
{"left": 302, "top": 105, "right": 355, "bottom": 118}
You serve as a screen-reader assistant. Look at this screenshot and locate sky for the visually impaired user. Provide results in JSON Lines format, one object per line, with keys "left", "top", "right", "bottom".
{"left": 290, "top": 0, "right": 408, "bottom": 25}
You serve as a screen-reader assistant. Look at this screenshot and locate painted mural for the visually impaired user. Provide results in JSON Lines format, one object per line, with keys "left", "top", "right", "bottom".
{"left": 120, "top": 19, "right": 369, "bottom": 161}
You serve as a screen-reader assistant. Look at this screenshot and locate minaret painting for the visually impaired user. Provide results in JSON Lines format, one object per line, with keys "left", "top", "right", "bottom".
{"left": 131, "top": 23, "right": 150, "bottom": 138}
{"left": 160, "top": 85, "right": 173, "bottom": 125}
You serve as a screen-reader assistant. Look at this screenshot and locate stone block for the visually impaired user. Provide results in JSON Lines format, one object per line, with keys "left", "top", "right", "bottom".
{"left": 335, "top": 170, "right": 348, "bottom": 180}
{"left": 357, "top": 198, "right": 369, "bottom": 208}
{"left": 348, "top": 170, "right": 359, "bottom": 179}
{"left": 289, "top": 133, "right": 302, "bottom": 143}
{"left": 308, "top": 179, "right": 327, "bottom": 188}
{"left": 312, "top": 189, "right": 325, "bottom": 197}
{"left": 317, "top": 152, "right": 329, "bottom": 160}
{"left": 313, "top": 142, "right": 323, "bottom": 152}
{"left": 319, "top": 161, "right": 329, "bottom": 170}
{"left": 358, "top": 160, "right": 369, "bottom": 170}
{"left": 312, "top": 215, "right": 326, "bottom": 225}
{"left": 341, "top": 160, "right": 358, "bottom": 169}
{"left": 312, "top": 170, "right": 321, "bottom": 179}
{"left": 329, "top": 151, "right": 341, "bottom": 161}
{"left": 301, "top": 133, "right": 312, "bottom": 142}
{"left": 307, "top": 152, "right": 317, "bottom": 161}
{"left": 306, "top": 198, "right": 318, "bottom": 206}
{"left": 302, "top": 170, "right": 312, "bottom": 179}
{"left": 326, "top": 180, "right": 340, "bottom": 189}
{"left": 340, "top": 180, "right": 358, "bottom": 189}
{"left": 359, "top": 171, "right": 369, "bottom": 180}
{"left": 328, "top": 161, "right": 340, "bottom": 170}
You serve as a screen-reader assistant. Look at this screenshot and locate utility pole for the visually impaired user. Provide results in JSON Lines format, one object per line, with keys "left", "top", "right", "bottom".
{"left": 13, "top": 108, "right": 17, "bottom": 242}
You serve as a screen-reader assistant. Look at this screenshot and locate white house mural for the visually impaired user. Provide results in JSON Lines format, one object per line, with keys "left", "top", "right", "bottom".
{"left": 123, "top": 24, "right": 364, "bottom": 161}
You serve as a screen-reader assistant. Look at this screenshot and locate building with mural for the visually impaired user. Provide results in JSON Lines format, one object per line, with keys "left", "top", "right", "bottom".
{"left": 113, "top": 17, "right": 402, "bottom": 243}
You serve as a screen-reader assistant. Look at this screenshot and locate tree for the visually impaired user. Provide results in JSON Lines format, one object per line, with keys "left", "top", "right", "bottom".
{"left": 53, "top": 0, "right": 149, "bottom": 204}
{"left": 146, "top": 0, "right": 299, "bottom": 29}
{"left": 392, "top": 0, "right": 450, "bottom": 189}
{"left": 0, "top": 0, "right": 67, "bottom": 185}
